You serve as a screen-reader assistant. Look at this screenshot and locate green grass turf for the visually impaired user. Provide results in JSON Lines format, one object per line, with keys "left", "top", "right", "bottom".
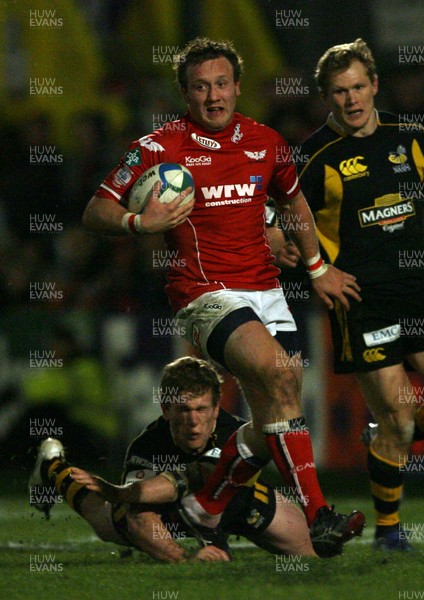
{"left": 0, "top": 494, "right": 423, "bottom": 600}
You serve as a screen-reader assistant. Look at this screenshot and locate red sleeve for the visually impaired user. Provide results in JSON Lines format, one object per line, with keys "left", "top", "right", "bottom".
{"left": 268, "top": 132, "right": 300, "bottom": 203}
{"left": 95, "top": 132, "right": 168, "bottom": 205}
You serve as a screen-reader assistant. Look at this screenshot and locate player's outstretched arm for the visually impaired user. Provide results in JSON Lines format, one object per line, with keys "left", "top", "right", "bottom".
{"left": 71, "top": 468, "right": 229, "bottom": 562}
{"left": 280, "top": 191, "right": 361, "bottom": 310}
{"left": 70, "top": 467, "right": 176, "bottom": 504}
{"left": 70, "top": 467, "right": 127, "bottom": 503}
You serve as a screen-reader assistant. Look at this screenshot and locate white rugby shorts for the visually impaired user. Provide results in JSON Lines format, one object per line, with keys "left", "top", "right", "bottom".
{"left": 176, "top": 288, "right": 296, "bottom": 360}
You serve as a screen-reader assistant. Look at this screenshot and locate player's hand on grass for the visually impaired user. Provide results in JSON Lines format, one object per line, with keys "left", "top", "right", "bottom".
{"left": 139, "top": 181, "right": 195, "bottom": 233}
{"left": 190, "top": 545, "right": 231, "bottom": 562}
{"left": 311, "top": 264, "right": 361, "bottom": 310}
{"left": 70, "top": 467, "right": 121, "bottom": 503}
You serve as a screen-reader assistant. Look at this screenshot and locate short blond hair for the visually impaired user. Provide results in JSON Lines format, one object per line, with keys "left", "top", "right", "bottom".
{"left": 173, "top": 37, "right": 244, "bottom": 90}
{"left": 160, "top": 356, "right": 222, "bottom": 407}
{"left": 315, "top": 38, "right": 377, "bottom": 95}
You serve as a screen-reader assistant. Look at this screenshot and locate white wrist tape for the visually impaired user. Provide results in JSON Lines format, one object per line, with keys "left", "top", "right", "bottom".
{"left": 308, "top": 262, "right": 328, "bottom": 279}
{"left": 121, "top": 212, "right": 143, "bottom": 233}
{"left": 304, "top": 251, "right": 328, "bottom": 279}
{"left": 304, "top": 252, "right": 321, "bottom": 267}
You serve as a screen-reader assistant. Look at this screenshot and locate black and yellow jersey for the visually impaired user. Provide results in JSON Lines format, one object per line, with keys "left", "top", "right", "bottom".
{"left": 121, "top": 408, "right": 244, "bottom": 484}
{"left": 299, "top": 111, "right": 424, "bottom": 294}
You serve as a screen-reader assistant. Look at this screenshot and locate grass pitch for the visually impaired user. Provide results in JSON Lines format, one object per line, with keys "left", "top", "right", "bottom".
{"left": 1, "top": 491, "right": 423, "bottom": 600}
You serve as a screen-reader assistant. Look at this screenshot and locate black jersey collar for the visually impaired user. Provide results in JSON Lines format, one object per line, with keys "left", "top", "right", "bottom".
{"left": 327, "top": 108, "right": 380, "bottom": 137}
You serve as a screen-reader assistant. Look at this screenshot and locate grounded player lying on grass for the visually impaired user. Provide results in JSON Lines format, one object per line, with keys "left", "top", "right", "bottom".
{"left": 29, "top": 357, "right": 316, "bottom": 562}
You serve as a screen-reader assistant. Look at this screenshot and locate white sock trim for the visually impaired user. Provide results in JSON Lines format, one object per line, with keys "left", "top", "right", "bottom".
{"left": 236, "top": 423, "right": 255, "bottom": 460}
{"left": 181, "top": 495, "right": 221, "bottom": 527}
{"left": 263, "top": 421, "right": 291, "bottom": 434}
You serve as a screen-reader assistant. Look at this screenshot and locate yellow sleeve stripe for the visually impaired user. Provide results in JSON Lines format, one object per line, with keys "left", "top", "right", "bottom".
{"left": 298, "top": 136, "right": 344, "bottom": 179}
{"left": 411, "top": 138, "right": 424, "bottom": 182}
{"left": 314, "top": 164, "right": 343, "bottom": 264}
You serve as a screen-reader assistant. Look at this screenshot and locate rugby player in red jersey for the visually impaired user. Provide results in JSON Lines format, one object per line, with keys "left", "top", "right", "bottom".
{"left": 83, "top": 38, "right": 364, "bottom": 557}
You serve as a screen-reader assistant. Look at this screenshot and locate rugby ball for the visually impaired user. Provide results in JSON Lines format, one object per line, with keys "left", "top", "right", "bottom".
{"left": 128, "top": 163, "right": 195, "bottom": 214}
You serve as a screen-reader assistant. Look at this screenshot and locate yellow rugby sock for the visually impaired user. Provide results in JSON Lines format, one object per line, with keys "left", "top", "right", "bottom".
{"left": 368, "top": 446, "right": 404, "bottom": 535}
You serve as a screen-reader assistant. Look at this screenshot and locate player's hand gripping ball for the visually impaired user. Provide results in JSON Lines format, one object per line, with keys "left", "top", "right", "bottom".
{"left": 128, "top": 163, "right": 195, "bottom": 213}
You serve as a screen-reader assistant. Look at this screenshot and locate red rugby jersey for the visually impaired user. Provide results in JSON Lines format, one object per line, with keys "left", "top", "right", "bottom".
{"left": 96, "top": 113, "right": 300, "bottom": 312}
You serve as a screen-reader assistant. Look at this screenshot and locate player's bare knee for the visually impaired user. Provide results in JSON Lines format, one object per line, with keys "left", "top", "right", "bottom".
{"left": 393, "top": 415, "right": 415, "bottom": 445}
{"left": 378, "top": 406, "right": 415, "bottom": 444}
{"left": 243, "top": 365, "right": 300, "bottom": 413}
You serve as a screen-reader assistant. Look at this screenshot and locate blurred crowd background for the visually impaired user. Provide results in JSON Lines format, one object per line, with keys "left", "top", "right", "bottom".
{"left": 1, "top": 0, "right": 423, "bottom": 474}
